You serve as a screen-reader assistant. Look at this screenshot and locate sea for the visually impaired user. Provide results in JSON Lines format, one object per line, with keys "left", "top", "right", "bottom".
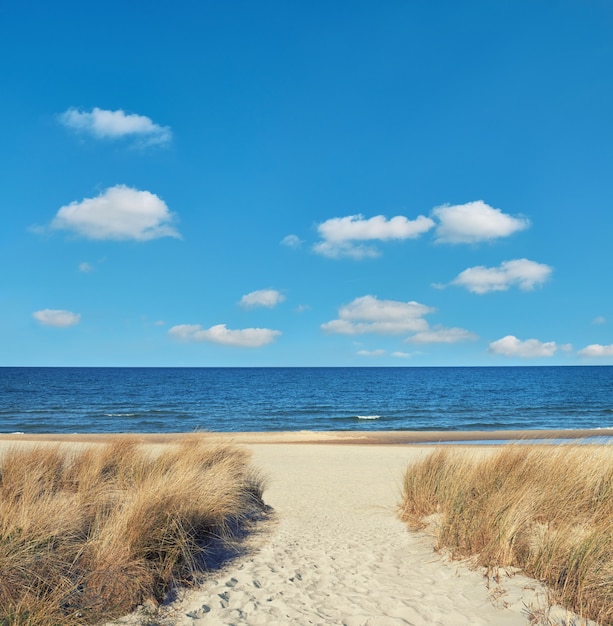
{"left": 0, "top": 366, "right": 612, "bottom": 435}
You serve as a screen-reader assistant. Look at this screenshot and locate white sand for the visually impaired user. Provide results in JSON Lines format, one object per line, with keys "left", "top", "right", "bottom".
{"left": 134, "top": 443, "right": 574, "bottom": 626}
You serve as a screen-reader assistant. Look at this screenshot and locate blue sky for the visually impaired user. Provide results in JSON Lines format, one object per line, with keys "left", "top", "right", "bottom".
{"left": 1, "top": 0, "right": 612, "bottom": 366}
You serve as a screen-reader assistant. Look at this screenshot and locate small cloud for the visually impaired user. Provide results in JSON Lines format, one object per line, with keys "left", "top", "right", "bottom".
{"left": 281, "top": 234, "right": 303, "bottom": 248}
{"left": 33, "top": 309, "right": 80, "bottom": 328}
{"left": 314, "top": 240, "right": 381, "bottom": 260}
{"left": 433, "top": 201, "right": 530, "bottom": 244}
{"left": 168, "top": 323, "right": 281, "bottom": 348}
{"left": 407, "top": 327, "right": 478, "bottom": 344}
{"left": 357, "top": 349, "right": 386, "bottom": 357}
{"left": 59, "top": 107, "right": 172, "bottom": 146}
{"left": 578, "top": 344, "right": 613, "bottom": 357}
{"left": 488, "top": 335, "right": 558, "bottom": 358}
{"left": 295, "top": 304, "right": 310, "bottom": 313}
{"left": 239, "top": 289, "right": 285, "bottom": 309}
{"left": 451, "top": 259, "right": 552, "bottom": 294}
{"left": 314, "top": 214, "right": 434, "bottom": 259}
{"left": 141, "top": 316, "right": 166, "bottom": 327}
{"left": 592, "top": 316, "right": 607, "bottom": 325}
{"left": 391, "top": 351, "right": 412, "bottom": 358}
{"left": 321, "top": 295, "right": 434, "bottom": 335}
{"left": 78, "top": 262, "right": 94, "bottom": 273}
{"left": 49, "top": 185, "right": 180, "bottom": 241}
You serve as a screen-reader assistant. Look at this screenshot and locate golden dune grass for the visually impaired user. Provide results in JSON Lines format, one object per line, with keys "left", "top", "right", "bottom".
{"left": 0, "top": 435, "right": 266, "bottom": 625}
{"left": 400, "top": 444, "right": 613, "bottom": 624}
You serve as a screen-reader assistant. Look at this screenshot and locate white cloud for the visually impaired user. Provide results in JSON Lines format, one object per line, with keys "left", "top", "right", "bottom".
{"left": 50, "top": 185, "right": 180, "bottom": 241}
{"left": 578, "top": 344, "right": 613, "bottom": 357}
{"left": 281, "top": 234, "right": 303, "bottom": 248}
{"left": 407, "top": 327, "right": 478, "bottom": 344}
{"left": 488, "top": 335, "right": 558, "bottom": 358}
{"left": 451, "top": 259, "right": 552, "bottom": 294}
{"left": 33, "top": 309, "right": 80, "bottom": 328}
{"left": 314, "top": 241, "right": 381, "bottom": 260}
{"left": 321, "top": 295, "right": 434, "bottom": 335}
{"left": 59, "top": 107, "right": 172, "bottom": 146}
{"left": 592, "top": 316, "right": 607, "bottom": 325}
{"left": 391, "top": 351, "right": 412, "bottom": 358}
{"left": 78, "top": 262, "right": 93, "bottom": 273}
{"left": 433, "top": 201, "right": 530, "bottom": 244}
{"left": 357, "top": 349, "right": 386, "bottom": 357}
{"left": 168, "top": 323, "right": 280, "bottom": 348}
{"left": 314, "top": 214, "right": 434, "bottom": 259}
{"left": 239, "top": 289, "right": 285, "bottom": 309}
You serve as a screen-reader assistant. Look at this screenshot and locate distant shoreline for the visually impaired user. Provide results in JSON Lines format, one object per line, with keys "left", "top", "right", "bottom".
{"left": 1, "top": 428, "right": 612, "bottom": 445}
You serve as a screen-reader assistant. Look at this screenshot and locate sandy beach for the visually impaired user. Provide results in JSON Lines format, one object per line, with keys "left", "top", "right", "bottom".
{"left": 0, "top": 431, "right": 598, "bottom": 626}
{"left": 151, "top": 442, "right": 552, "bottom": 626}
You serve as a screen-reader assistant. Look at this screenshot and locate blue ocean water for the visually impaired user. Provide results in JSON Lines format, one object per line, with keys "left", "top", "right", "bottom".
{"left": 0, "top": 366, "right": 612, "bottom": 434}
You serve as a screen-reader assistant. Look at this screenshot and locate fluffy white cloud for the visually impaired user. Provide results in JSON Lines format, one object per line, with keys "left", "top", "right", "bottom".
{"left": 323, "top": 295, "right": 476, "bottom": 348}
{"left": 50, "top": 185, "right": 180, "bottom": 241}
{"left": 239, "top": 289, "right": 285, "bottom": 309}
{"left": 407, "top": 327, "right": 478, "bottom": 344}
{"left": 321, "top": 295, "right": 434, "bottom": 335}
{"left": 314, "top": 214, "right": 434, "bottom": 259}
{"left": 357, "top": 349, "right": 386, "bottom": 357}
{"left": 433, "top": 201, "right": 530, "bottom": 244}
{"left": 578, "top": 344, "right": 613, "bottom": 357}
{"left": 281, "top": 234, "right": 303, "bottom": 248}
{"left": 168, "top": 324, "right": 280, "bottom": 347}
{"left": 33, "top": 309, "right": 80, "bottom": 327}
{"left": 60, "top": 107, "right": 172, "bottom": 146}
{"left": 489, "top": 335, "right": 558, "bottom": 358}
{"left": 78, "top": 262, "right": 93, "bottom": 273}
{"left": 451, "top": 259, "right": 552, "bottom": 293}
{"left": 318, "top": 214, "right": 435, "bottom": 241}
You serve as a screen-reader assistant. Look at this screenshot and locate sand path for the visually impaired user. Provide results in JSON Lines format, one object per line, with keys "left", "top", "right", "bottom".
{"left": 150, "top": 444, "right": 550, "bottom": 626}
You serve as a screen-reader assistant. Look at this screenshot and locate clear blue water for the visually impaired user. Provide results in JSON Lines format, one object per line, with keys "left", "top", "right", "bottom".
{"left": 1, "top": 366, "right": 612, "bottom": 434}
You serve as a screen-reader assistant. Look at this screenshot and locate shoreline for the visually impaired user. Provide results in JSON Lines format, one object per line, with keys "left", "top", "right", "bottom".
{"left": 1, "top": 427, "right": 612, "bottom": 445}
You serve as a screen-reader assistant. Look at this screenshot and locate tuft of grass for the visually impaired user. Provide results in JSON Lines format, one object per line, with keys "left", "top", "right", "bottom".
{"left": 399, "top": 444, "right": 613, "bottom": 624}
{"left": 0, "top": 435, "right": 266, "bottom": 625}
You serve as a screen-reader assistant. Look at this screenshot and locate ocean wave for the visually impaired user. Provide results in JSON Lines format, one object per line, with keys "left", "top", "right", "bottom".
{"left": 356, "top": 415, "right": 381, "bottom": 420}
{"left": 105, "top": 413, "right": 137, "bottom": 417}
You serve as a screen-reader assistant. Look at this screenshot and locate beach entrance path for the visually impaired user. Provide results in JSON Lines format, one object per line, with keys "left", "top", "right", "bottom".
{"left": 150, "top": 444, "right": 550, "bottom": 626}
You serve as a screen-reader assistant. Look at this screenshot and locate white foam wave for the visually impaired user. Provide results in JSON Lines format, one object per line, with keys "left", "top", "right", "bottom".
{"left": 356, "top": 415, "right": 381, "bottom": 420}
{"left": 105, "top": 413, "right": 137, "bottom": 417}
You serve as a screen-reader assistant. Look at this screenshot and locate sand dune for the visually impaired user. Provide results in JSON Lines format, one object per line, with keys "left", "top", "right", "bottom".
{"left": 0, "top": 433, "right": 595, "bottom": 625}
{"left": 121, "top": 443, "right": 588, "bottom": 626}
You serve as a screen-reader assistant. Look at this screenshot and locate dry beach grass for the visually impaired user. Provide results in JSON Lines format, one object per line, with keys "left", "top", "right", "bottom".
{"left": 0, "top": 435, "right": 266, "bottom": 625}
{"left": 400, "top": 444, "right": 613, "bottom": 624}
